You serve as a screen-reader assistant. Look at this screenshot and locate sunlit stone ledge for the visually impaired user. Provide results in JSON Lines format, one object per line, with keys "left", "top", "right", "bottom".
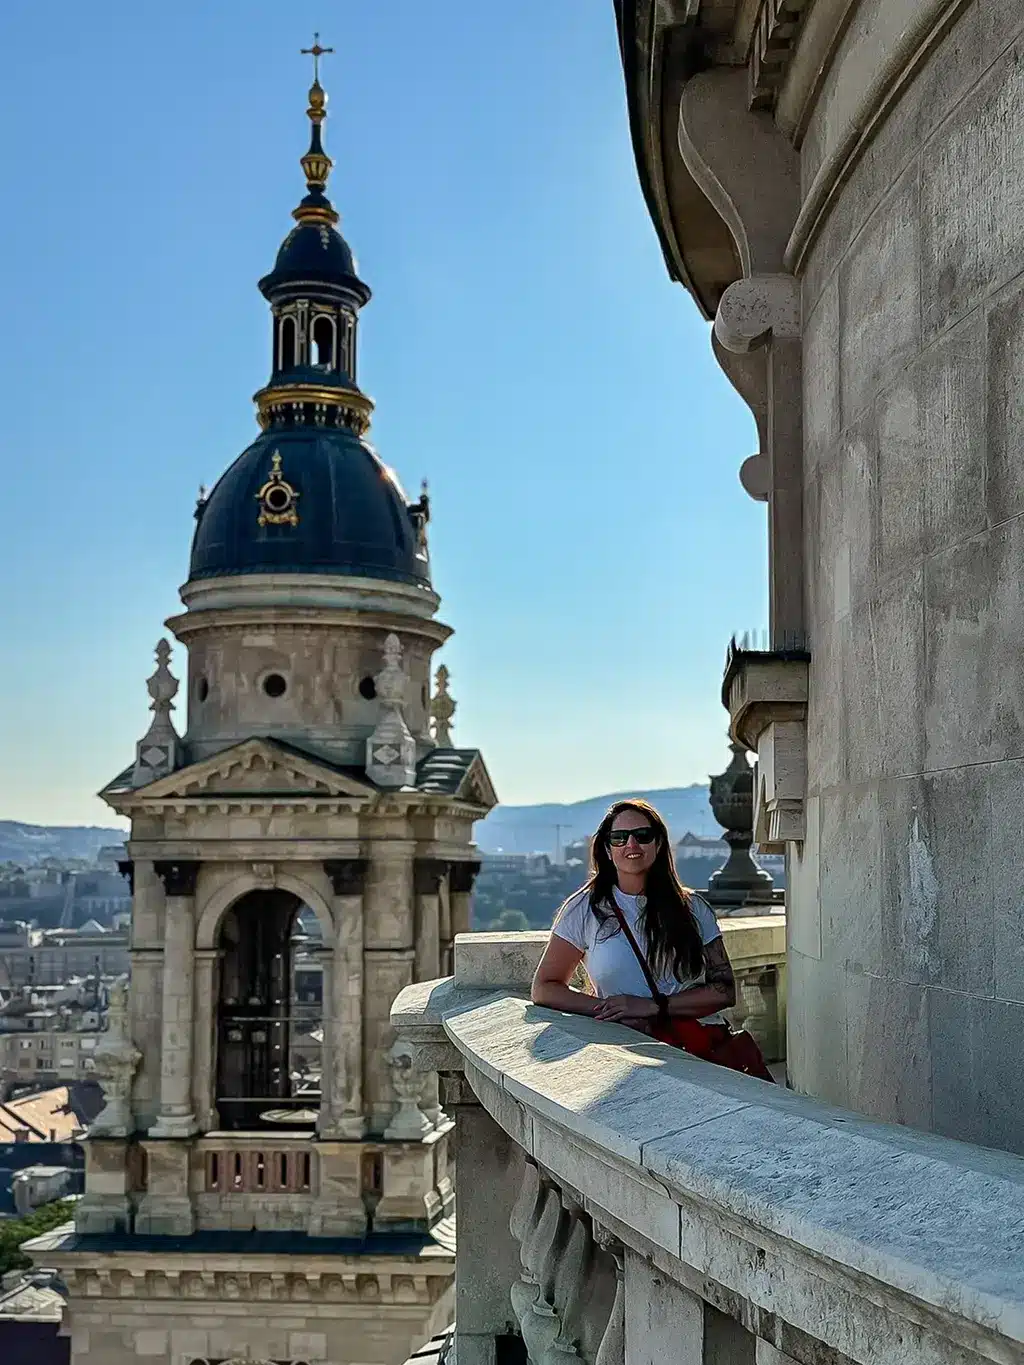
{"left": 392, "top": 930, "right": 1024, "bottom": 1365}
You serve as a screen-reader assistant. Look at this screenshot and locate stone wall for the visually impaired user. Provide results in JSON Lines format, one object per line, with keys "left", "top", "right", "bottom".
{"left": 794, "top": 0, "right": 1024, "bottom": 1148}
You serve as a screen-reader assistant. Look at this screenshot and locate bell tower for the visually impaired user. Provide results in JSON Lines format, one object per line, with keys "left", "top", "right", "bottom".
{"left": 34, "top": 39, "right": 495, "bottom": 1365}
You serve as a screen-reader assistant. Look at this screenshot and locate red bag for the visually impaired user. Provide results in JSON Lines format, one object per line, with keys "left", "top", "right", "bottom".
{"left": 610, "top": 901, "right": 774, "bottom": 1083}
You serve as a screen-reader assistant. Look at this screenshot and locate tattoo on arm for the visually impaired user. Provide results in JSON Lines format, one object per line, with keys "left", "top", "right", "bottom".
{"left": 703, "top": 939, "right": 735, "bottom": 995}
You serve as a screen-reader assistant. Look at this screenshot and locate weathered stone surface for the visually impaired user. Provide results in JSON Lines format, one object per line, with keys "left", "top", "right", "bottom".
{"left": 922, "top": 46, "right": 1024, "bottom": 341}
{"left": 839, "top": 163, "right": 921, "bottom": 423}
{"left": 785, "top": 950, "right": 849, "bottom": 1110}
{"left": 453, "top": 930, "right": 548, "bottom": 989}
{"left": 931, "top": 990, "right": 1024, "bottom": 1155}
{"left": 924, "top": 520, "right": 1024, "bottom": 772}
{"left": 801, "top": 279, "right": 840, "bottom": 473}
{"left": 846, "top": 971, "right": 932, "bottom": 1129}
{"left": 818, "top": 782, "right": 881, "bottom": 977}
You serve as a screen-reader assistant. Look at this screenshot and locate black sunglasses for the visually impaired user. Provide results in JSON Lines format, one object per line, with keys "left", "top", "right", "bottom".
{"left": 607, "top": 826, "right": 657, "bottom": 847}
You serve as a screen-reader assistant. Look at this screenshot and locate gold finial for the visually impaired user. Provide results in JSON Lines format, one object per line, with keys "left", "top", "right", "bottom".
{"left": 301, "top": 33, "right": 334, "bottom": 85}
{"left": 294, "top": 32, "right": 338, "bottom": 225}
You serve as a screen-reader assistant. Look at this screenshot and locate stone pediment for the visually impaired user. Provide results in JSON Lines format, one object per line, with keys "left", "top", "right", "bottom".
{"left": 455, "top": 754, "right": 498, "bottom": 811}
{"left": 120, "top": 738, "right": 377, "bottom": 806}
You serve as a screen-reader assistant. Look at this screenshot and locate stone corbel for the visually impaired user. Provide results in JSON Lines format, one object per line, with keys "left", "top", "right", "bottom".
{"left": 714, "top": 274, "right": 801, "bottom": 354}
{"left": 723, "top": 645, "right": 809, "bottom": 854}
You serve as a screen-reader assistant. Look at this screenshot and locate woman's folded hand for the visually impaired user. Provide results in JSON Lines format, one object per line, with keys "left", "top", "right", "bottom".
{"left": 593, "top": 993, "right": 658, "bottom": 1022}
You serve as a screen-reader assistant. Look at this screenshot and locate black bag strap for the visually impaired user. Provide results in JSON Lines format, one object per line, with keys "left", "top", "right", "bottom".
{"left": 607, "top": 898, "right": 668, "bottom": 1015}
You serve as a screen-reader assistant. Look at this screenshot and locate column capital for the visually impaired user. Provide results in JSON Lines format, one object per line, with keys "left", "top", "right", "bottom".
{"left": 414, "top": 859, "right": 449, "bottom": 895}
{"left": 449, "top": 860, "right": 481, "bottom": 895}
{"left": 323, "top": 858, "right": 367, "bottom": 896}
{"left": 153, "top": 860, "right": 199, "bottom": 897}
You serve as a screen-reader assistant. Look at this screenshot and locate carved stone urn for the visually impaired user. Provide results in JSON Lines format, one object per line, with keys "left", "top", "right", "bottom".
{"left": 383, "top": 1040, "right": 433, "bottom": 1139}
{"left": 89, "top": 977, "right": 142, "bottom": 1137}
{"left": 705, "top": 740, "right": 775, "bottom": 913}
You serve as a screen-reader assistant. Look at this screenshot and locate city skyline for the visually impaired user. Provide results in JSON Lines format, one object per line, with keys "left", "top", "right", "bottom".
{"left": 0, "top": 1, "right": 765, "bottom": 826}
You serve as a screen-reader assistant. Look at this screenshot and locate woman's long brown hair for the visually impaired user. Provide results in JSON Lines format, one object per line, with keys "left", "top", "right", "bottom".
{"left": 584, "top": 798, "right": 703, "bottom": 981}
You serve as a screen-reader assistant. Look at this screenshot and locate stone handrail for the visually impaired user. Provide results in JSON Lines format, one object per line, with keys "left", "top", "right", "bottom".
{"left": 392, "top": 931, "right": 1024, "bottom": 1365}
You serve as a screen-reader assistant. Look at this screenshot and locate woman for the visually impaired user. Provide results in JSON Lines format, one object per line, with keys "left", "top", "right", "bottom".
{"left": 532, "top": 799, "right": 768, "bottom": 1073}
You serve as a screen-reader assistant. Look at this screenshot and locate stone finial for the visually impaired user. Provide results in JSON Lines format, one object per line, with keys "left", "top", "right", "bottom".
{"left": 365, "top": 633, "right": 417, "bottom": 788}
{"left": 383, "top": 1040, "right": 432, "bottom": 1139}
{"left": 131, "top": 639, "right": 183, "bottom": 788}
{"left": 89, "top": 977, "right": 141, "bottom": 1137}
{"left": 429, "top": 664, "right": 456, "bottom": 747}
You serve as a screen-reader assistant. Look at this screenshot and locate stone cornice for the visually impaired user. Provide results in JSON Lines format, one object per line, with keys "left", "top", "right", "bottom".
{"left": 127, "top": 840, "right": 363, "bottom": 861}
{"left": 167, "top": 603, "right": 452, "bottom": 649}
{"left": 52, "top": 1259, "right": 453, "bottom": 1306}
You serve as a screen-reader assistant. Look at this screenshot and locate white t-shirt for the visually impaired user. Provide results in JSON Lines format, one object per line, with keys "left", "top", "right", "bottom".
{"left": 553, "top": 885, "right": 727, "bottom": 1025}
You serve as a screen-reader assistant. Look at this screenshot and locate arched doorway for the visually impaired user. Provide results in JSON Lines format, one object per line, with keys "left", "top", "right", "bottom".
{"left": 215, "top": 889, "right": 323, "bottom": 1131}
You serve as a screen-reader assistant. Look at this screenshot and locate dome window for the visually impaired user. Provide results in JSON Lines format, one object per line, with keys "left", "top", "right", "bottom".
{"left": 262, "top": 673, "right": 288, "bottom": 698}
{"left": 278, "top": 316, "right": 297, "bottom": 371}
{"left": 358, "top": 676, "right": 377, "bottom": 700}
{"left": 312, "top": 314, "right": 335, "bottom": 368}
{"left": 197, "top": 677, "right": 209, "bottom": 703}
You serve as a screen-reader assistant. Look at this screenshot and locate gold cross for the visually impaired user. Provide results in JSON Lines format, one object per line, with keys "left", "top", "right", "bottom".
{"left": 301, "top": 33, "right": 334, "bottom": 83}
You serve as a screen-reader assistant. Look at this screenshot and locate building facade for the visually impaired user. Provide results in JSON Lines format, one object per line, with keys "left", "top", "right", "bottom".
{"left": 34, "top": 53, "right": 494, "bottom": 1365}
{"left": 0, "top": 923, "right": 129, "bottom": 988}
{"left": 616, "top": 0, "right": 1024, "bottom": 1152}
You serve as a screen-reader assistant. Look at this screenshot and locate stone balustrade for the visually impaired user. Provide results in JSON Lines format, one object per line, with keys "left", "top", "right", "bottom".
{"left": 392, "top": 930, "right": 1024, "bottom": 1365}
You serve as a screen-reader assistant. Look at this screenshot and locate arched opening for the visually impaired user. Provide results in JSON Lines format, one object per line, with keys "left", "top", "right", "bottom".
{"left": 278, "top": 316, "right": 297, "bottom": 371}
{"left": 214, "top": 891, "right": 323, "bottom": 1130}
{"left": 312, "top": 314, "right": 335, "bottom": 368}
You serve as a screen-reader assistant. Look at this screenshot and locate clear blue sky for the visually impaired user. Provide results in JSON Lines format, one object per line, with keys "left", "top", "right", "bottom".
{"left": 0, "top": 1, "right": 766, "bottom": 828}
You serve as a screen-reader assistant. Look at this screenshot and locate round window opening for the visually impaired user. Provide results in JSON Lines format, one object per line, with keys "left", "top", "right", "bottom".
{"left": 197, "top": 677, "right": 209, "bottom": 703}
{"left": 264, "top": 484, "right": 291, "bottom": 513}
{"left": 358, "top": 676, "right": 377, "bottom": 701}
{"left": 263, "top": 673, "right": 287, "bottom": 698}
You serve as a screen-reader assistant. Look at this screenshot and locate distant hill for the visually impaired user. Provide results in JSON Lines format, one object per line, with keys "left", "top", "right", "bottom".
{"left": 475, "top": 785, "right": 718, "bottom": 856}
{"left": 0, "top": 822, "right": 126, "bottom": 866}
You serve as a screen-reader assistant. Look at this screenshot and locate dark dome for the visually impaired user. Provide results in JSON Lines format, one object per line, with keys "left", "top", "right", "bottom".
{"left": 259, "top": 222, "right": 366, "bottom": 296}
{"left": 189, "top": 427, "right": 428, "bottom": 586}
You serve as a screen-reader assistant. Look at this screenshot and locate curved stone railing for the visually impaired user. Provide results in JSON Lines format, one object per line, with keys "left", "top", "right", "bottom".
{"left": 392, "top": 931, "right": 1024, "bottom": 1365}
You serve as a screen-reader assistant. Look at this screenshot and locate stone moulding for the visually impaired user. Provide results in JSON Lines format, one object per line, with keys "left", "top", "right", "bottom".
{"left": 722, "top": 645, "right": 809, "bottom": 852}
{"left": 55, "top": 1263, "right": 447, "bottom": 1306}
{"left": 391, "top": 977, "right": 1024, "bottom": 1365}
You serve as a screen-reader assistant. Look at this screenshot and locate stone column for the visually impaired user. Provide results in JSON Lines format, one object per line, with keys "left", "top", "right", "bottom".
{"left": 319, "top": 859, "right": 366, "bottom": 1139}
{"left": 364, "top": 841, "right": 415, "bottom": 1133}
{"left": 413, "top": 859, "right": 447, "bottom": 984}
{"left": 448, "top": 861, "right": 480, "bottom": 963}
{"left": 127, "top": 859, "right": 165, "bottom": 1131}
{"left": 149, "top": 860, "right": 199, "bottom": 1139}
{"left": 449, "top": 1081, "right": 526, "bottom": 1365}
{"left": 191, "top": 948, "right": 219, "bottom": 1131}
